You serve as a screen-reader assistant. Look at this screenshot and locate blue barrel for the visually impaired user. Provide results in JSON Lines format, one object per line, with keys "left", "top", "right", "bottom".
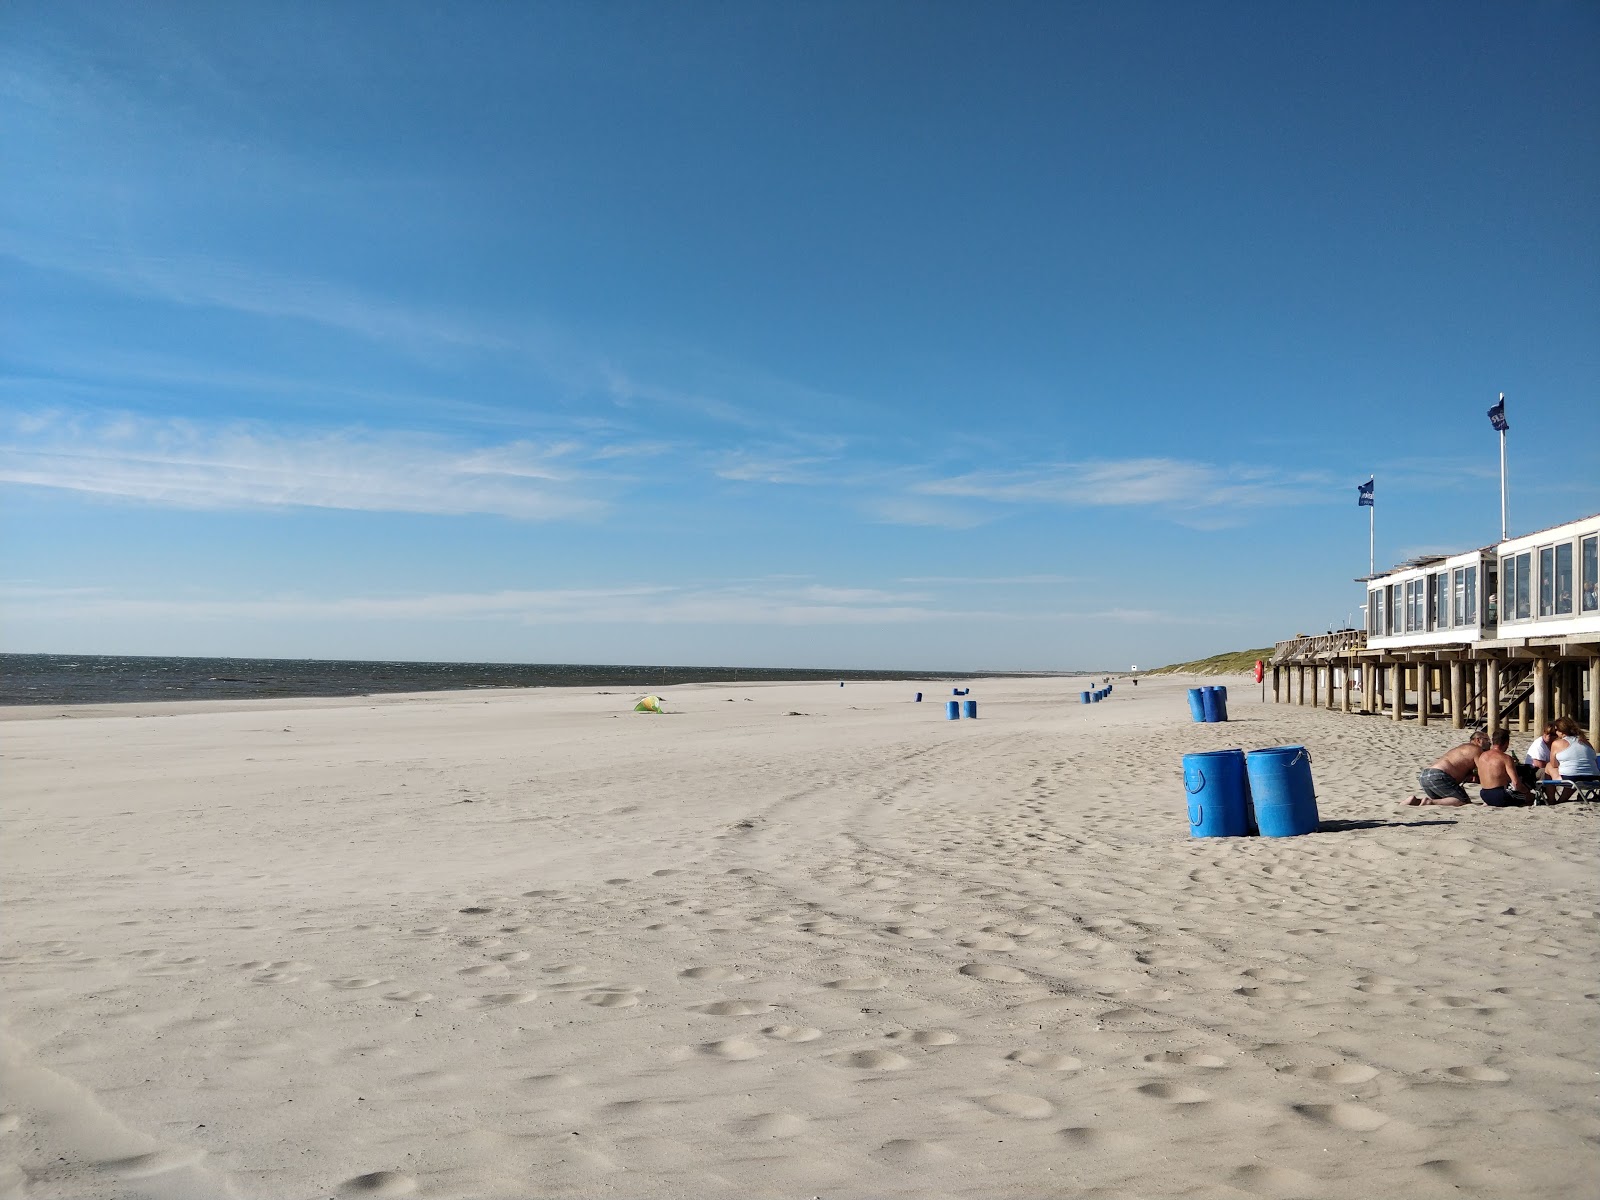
{"left": 946, "top": 700, "right": 960, "bottom": 720}
{"left": 1201, "top": 687, "right": 1227, "bottom": 723}
{"left": 914, "top": 692, "right": 922, "bottom": 702}
{"left": 1183, "top": 750, "right": 1252, "bottom": 837}
{"left": 1216, "top": 685, "right": 1227, "bottom": 702}
{"left": 1081, "top": 691, "right": 1091, "bottom": 704}
{"left": 1245, "top": 746, "right": 1319, "bottom": 837}
{"left": 1092, "top": 691, "right": 1101, "bottom": 703}
{"left": 962, "top": 700, "right": 977, "bottom": 719}
{"left": 1186, "top": 688, "right": 1206, "bottom": 722}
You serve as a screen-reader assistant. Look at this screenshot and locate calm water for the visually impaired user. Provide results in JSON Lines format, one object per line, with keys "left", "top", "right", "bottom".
{"left": 0, "top": 653, "right": 1016, "bottom": 706}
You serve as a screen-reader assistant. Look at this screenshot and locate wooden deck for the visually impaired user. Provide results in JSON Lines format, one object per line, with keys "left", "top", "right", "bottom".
{"left": 1266, "top": 629, "right": 1599, "bottom": 742}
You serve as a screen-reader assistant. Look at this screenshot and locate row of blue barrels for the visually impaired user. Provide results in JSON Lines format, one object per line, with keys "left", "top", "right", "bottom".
{"left": 946, "top": 699, "right": 979, "bottom": 719}
{"left": 1186, "top": 685, "right": 1228, "bottom": 723}
{"left": 1182, "top": 745, "right": 1319, "bottom": 838}
{"left": 1080, "top": 684, "right": 1114, "bottom": 703}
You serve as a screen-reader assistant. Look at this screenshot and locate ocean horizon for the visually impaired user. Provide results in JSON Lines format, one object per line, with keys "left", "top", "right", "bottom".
{"left": 0, "top": 652, "right": 1091, "bottom": 707}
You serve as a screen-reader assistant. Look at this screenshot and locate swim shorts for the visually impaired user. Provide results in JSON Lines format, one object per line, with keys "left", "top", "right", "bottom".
{"left": 1416, "top": 768, "right": 1469, "bottom": 803}
{"left": 1479, "top": 786, "right": 1530, "bottom": 808}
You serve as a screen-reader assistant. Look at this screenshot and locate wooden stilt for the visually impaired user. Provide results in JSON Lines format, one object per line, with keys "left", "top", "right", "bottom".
{"left": 1417, "top": 665, "right": 1429, "bottom": 727}
{"left": 1485, "top": 661, "right": 1500, "bottom": 737}
{"left": 1392, "top": 662, "right": 1404, "bottom": 723}
{"left": 1532, "top": 659, "right": 1550, "bottom": 734}
{"left": 1590, "top": 657, "right": 1600, "bottom": 747}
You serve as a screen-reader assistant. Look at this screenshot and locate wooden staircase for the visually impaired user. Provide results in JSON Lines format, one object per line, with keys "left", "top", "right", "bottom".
{"left": 1460, "top": 661, "right": 1534, "bottom": 726}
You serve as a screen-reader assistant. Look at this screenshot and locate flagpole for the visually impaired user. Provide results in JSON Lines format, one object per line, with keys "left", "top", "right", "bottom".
{"left": 1498, "top": 393, "right": 1508, "bottom": 540}
{"left": 1369, "top": 475, "right": 1375, "bottom": 577}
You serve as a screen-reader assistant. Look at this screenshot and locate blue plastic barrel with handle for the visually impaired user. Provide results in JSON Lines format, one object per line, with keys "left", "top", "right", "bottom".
{"left": 1183, "top": 749, "right": 1252, "bottom": 837}
{"left": 1245, "top": 746, "right": 1319, "bottom": 836}
{"left": 1201, "top": 687, "right": 1227, "bottom": 723}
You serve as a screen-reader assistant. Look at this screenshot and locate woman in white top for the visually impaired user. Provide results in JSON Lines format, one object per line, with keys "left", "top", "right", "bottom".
{"left": 1543, "top": 716, "right": 1600, "bottom": 803}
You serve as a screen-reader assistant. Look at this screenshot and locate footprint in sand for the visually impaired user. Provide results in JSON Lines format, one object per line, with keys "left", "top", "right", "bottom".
{"left": 467, "top": 991, "right": 538, "bottom": 1008}
{"left": 740, "top": 1113, "right": 807, "bottom": 1137}
{"left": 1142, "top": 1050, "right": 1226, "bottom": 1068}
{"left": 1293, "top": 1102, "right": 1388, "bottom": 1131}
{"left": 874, "top": 1138, "right": 954, "bottom": 1163}
{"left": 824, "top": 976, "right": 888, "bottom": 991}
{"left": 98, "top": 1148, "right": 208, "bottom": 1179}
{"left": 763, "top": 1025, "right": 822, "bottom": 1042}
{"left": 1137, "top": 1081, "right": 1210, "bottom": 1103}
{"left": 337, "top": 1171, "right": 416, "bottom": 1196}
{"left": 492, "top": 950, "right": 530, "bottom": 963}
{"left": 976, "top": 1093, "right": 1054, "bottom": 1118}
{"left": 696, "top": 1000, "right": 774, "bottom": 1016}
{"left": 382, "top": 991, "right": 433, "bottom": 1003}
{"left": 1445, "top": 1065, "right": 1510, "bottom": 1082}
{"left": 1289, "top": 1063, "right": 1378, "bottom": 1084}
{"left": 887, "top": 1029, "right": 959, "bottom": 1046}
{"left": 959, "top": 964, "right": 1028, "bottom": 983}
{"left": 1230, "top": 1164, "right": 1321, "bottom": 1196}
{"left": 327, "top": 978, "right": 389, "bottom": 990}
{"left": 1007, "top": 1050, "right": 1081, "bottom": 1071}
{"left": 459, "top": 964, "right": 509, "bottom": 977}
{"left": 542, "top": 964, "right": 585, "bottom": 976}
{"left": 680, "top": 966, "right": 743, "bottom": 982}
{"left": 701, "top": 1038, "right": 763, "bottom": 1060}
{"left": 1057, "top": 1127, "right": 1139, "bottom": 1150}
{"left": 1241, "top": 967, "right": 1307, "bottom": 983}
{"left": 583, "top": 992, "right": 639, "bottom": 1008}
{"left": 833, "top": 1049, "right": 911, "bottom": 1070}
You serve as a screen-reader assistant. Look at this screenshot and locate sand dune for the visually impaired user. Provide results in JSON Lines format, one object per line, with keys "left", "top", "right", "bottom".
{"left": 3, "top": 675, "right": 1596, "bottom": 1198}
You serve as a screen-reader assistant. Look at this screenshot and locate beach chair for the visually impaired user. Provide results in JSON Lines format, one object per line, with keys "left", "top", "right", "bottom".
{"left": 1534, "top": 777, "right": 1600, "bottom": 805}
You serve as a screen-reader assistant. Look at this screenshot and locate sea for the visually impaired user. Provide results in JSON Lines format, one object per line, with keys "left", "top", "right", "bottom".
{"left": 0, "top": 653, "right": 1020, "bottom": 707}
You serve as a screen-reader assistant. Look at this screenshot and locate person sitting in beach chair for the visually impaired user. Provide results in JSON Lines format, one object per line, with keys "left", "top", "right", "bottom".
{"left": 1402, "top": 729, "right": 1489, "bottom": 807}
{"left": 1520, "top": 724, "right": 1557, "bottom": 791}
{"left": 1476, "top": 730, "right": 1533, "bottom": 807}
{"left": 1540, "top": 717, "right": 1600, "bottom": 804}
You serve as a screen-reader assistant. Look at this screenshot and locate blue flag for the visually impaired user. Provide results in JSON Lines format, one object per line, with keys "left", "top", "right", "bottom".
{"left": 1357, "top": 478, "right": 1374, "bottom": 507}
{"left": 1488, "top": 396, "right": 1509, "bottom": 432}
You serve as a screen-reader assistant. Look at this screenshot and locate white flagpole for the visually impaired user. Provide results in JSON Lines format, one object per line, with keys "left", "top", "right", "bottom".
{"left": 1498, "top": 393, "right": 1508, "bottom": 540}
{"left": 1369, "top": 475, "right": 1375, "bottom": 577}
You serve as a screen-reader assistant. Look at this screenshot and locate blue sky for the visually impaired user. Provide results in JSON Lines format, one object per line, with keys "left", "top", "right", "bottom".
{"left": 3, "top": 1, "right": 1597, "bottom": 669}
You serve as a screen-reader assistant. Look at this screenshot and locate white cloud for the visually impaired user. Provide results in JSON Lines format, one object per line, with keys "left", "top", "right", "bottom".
{"left": 900, "top": 574, "right": 1076, "bottom": 585}
{"left": 860, "top": 496, "right": 991, "bottom": 529}
{"left": 2, "top": 581, "right": 985, "bottom": 628}
{"left": 0, "top": 412, "right": 610, "bottom": 520}
{"left": 915, "top": 458, "right": 1320, "bottom": 512}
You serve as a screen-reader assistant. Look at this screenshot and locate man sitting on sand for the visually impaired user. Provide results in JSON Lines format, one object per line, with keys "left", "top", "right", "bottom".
{"left": 1476, "top": 730, "right": 1533, "bottom": 807}
{"left": 1402, "top": 729, "right": 1489, "bottom": 806}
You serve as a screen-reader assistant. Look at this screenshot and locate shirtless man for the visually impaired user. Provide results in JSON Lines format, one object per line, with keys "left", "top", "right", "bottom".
{"left": 1476, "top": 730, "right": 1532, "bottom": 807}
{"left": 1402, "top": 729, "right": 1489, "bottom": 806}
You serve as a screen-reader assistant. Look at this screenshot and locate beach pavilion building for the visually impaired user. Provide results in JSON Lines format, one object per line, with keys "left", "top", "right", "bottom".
{"left": 1270, "top": 512, "right": 1600, "bottom": 743}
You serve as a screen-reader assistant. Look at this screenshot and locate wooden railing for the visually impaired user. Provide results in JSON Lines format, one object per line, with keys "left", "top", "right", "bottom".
{"left": 1272, "top": 630, "right": 1366, "bottom": 663}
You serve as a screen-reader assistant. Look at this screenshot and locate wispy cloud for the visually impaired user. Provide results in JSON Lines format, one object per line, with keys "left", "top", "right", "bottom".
{"left": 900, "top": 573, "right": 1076, "bottom": 585}
{"left": 2, "top": 581, "right": 982, "bottom": 627}
{"left": 0, "top": 412, "right": 614, "bottom": 520}
{"left": 859, "top": 495, "right": 992, "bottom": 530}
{"left": 916, "top": 458, "right": 1324, "bottom": 512}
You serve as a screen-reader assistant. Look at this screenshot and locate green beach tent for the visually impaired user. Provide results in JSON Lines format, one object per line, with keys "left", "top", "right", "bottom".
{"left": 633, "top": 695, "right": 664, "bottom": 713}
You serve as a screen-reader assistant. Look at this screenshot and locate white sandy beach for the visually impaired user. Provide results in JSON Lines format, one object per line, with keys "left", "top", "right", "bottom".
{"left": 2, "top": 674, "right": 1597, "bottom": 1200}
